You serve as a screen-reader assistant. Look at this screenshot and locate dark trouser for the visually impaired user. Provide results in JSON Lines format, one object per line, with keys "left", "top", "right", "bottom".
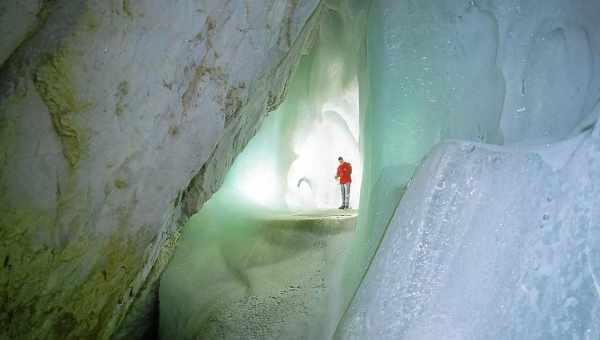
{"left": 340, "top": 183, "right": 351, "bottom": 208}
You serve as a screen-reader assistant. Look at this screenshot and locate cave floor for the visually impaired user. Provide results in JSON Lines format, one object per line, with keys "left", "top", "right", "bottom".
{"left": 161, "top": 208, "right": 357, "bottom": 340}
{"left": 277, "top": 208, "right": 358, "bottom": 218}
{"left": 256, "top": 208, "right": 358, "bottom": 223}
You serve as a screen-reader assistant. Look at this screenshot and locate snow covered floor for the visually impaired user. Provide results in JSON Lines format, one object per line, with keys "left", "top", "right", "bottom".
{"left": 160, "top": 209, "right": 356, "bottom": 340}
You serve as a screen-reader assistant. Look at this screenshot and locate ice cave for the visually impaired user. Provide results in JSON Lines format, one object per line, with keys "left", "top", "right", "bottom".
{"left": 2, "top": 0, "right": 600, "bottom": 339}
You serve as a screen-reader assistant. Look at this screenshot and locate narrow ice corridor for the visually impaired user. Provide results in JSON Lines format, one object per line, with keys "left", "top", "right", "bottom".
{"left": 159, "top": 80, "right": 363, "bottom": 338}
{"left": 159, "top": 74, "right": 362, "bottom": 339}
{"left": 159, "top": 4, "right": 365, "bottom": 338}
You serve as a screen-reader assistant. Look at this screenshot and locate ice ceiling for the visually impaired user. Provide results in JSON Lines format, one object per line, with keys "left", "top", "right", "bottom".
{"left": 162, "top": 0, "right": 600, "bottom": 339}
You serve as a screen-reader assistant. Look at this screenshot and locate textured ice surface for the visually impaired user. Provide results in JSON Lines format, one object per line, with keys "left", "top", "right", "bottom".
{"left": 339, "top": 5, "right": 600, "bottom": 332}
{"left": 341, "top": 0, "right": 600, "bottom": 339}
{"left": 355, "top": 0, "right": 600, "bottom": 262}
{"left": 336, "top": 128, "right": 600, "bottom": 339}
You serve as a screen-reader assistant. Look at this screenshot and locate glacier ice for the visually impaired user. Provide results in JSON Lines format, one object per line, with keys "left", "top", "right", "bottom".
{"left": 336, "top": 131, "right": 600, "bottom": 339}
{"left": 337, "top": 0, "right": 600, "bottom": 338}
{"left": 350, "top": 0, "right": 600, "bottom": 280}
{"left": 337, "top": 0, "right": 600, "bottom": 340}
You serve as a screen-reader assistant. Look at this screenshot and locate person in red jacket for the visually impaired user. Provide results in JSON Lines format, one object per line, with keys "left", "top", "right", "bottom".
{"left": 335, "top": 156, "right": 352, "bottom": 209}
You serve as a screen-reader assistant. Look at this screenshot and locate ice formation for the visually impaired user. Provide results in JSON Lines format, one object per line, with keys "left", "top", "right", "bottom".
{"left": 336, "top": 133, "right": 600, "bottom": 339}
{"left": 336, "top": 0, "right": 600, "bottom": 339}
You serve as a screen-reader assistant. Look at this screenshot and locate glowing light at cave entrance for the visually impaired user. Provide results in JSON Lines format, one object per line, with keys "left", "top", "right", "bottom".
{"left": 236, "top": 160, "right": 280, "bottom": 207}
{"left": 286, "top": 79, "right": 362, "bottom": 210}
{"left": 226, "top": 78, "right": 362, "bottom": 211}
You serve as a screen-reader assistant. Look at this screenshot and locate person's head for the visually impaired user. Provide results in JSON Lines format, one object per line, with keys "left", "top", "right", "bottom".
{"left": 338, "top": 156, "right": 344, "bottom": 164}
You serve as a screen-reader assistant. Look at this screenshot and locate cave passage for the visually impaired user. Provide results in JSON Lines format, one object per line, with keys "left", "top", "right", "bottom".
{"left": 161, "top": 0, "right": 600, "bottom": 339}
{"left": 159, "top": 4, "right": 365, "bottom": 338}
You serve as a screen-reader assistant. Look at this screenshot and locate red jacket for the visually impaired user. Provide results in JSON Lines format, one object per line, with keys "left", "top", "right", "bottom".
{"left": 336, "top": 162, "right": 352, "bottom": 184}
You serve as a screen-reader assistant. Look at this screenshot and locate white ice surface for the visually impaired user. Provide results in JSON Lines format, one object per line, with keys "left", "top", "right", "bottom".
{"left": 336, "top": 128, "right": 600, "bottom": 339}
{"left": 341, "top": 1, "right": 600, "bottom": 337}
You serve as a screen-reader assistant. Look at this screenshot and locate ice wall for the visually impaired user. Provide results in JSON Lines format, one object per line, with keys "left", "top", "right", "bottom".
{"left": 353, "top": 0, "right": 600, "bottom": 278}
{"left": 338, "top": 0, "right": 600, "bottom": 338}
{"left": 337, "top": 131, "right": 600, "bottom": 339}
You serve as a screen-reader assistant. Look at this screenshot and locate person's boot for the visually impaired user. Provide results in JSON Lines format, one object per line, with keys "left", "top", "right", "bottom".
{"left": 338, "top": 205, "right": 345, "bottom": 209}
